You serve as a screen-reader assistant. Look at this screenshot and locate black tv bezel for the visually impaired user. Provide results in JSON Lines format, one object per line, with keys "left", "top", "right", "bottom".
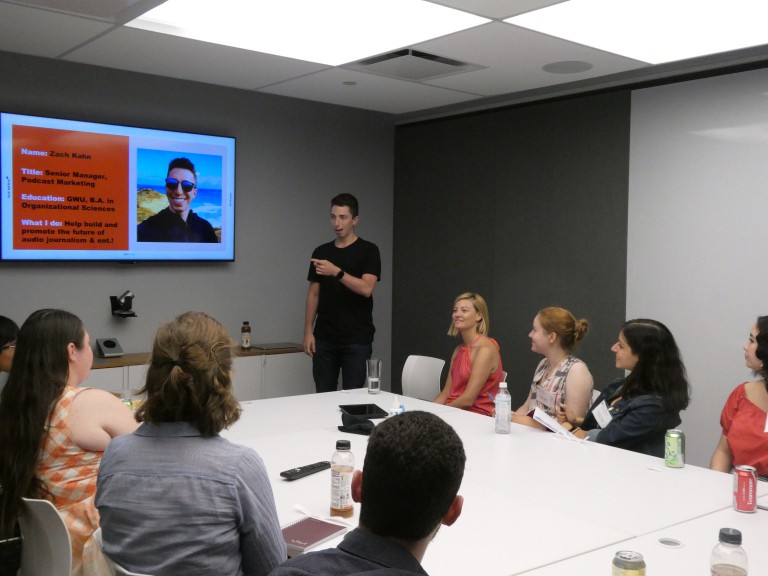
{"left": 0, "top": 111, "right": 236, "bottom": 263}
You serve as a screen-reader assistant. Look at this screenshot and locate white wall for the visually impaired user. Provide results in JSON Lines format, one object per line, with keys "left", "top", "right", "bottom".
{"left": 628, "top": 67, "right": 768, "bottom": 466}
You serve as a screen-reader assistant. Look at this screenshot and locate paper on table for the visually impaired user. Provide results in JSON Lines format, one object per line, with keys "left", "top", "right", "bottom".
{"left": 532, "top": 407, "right": 580, "bottom": 441}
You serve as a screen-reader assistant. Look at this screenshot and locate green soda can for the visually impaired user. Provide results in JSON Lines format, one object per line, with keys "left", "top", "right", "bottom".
{"left": 665, "top": 429, "right": 685, "bottom": 468}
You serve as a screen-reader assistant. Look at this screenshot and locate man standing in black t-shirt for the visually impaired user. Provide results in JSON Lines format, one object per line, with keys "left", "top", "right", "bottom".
{"left": 304, "top": 194, "right": 381, "bottom": 392}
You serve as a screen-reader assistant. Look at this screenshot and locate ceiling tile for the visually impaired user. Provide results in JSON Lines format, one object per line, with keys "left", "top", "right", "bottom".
{"left": 415, "top": 22, "right": 648, "bottom": 96}
{"left": 64, "top": 27, "right": 329, "bottom": 91}
{"left": 431, "top": 0, "right": 568, "bottom": 19}
{"left": 0, "top": 2, "right": 112, "bottom": 57}
{"left": 1, "top": 0, "right": 766, "bottom": 118}
{"left": 7, "top": 0, "right": 156, "bottom": 20}
{"left": 259, "top": 68, "right": 484, "bottom": 114}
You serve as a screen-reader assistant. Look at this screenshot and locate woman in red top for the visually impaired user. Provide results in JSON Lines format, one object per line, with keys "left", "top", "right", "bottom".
{"left": 434, "top": 292, "right": 503, "bottom": 416}
{"left": 710, "top": 316, "right": 768, "bottom": 478}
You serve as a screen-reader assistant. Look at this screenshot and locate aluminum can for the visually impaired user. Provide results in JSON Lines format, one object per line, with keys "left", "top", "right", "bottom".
{"left": 733, "top": 465, "right": 757, "bottom": 513}
{"left": 664, "top": 429, "right": 685, "bottom": 467}
{"left": 612, "top": 551, "right": 646, "bottom": 576}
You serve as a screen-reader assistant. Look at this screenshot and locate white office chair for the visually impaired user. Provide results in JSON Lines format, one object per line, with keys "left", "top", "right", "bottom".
{"left": 92, "top": 527, "right": 154, "bottom": 576}
{"left": 18, "top": 497, "right": 71, "bottom": 576}
{"left": 401, "top": 355, "right": 445, "bottom": 400}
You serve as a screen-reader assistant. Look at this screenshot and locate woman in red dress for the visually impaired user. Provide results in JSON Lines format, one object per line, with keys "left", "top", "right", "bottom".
{"left": 710, "top": 315, "right": 768, "bottom": 478}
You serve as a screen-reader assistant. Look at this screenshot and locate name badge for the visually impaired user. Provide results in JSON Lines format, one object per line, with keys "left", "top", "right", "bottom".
{"left": 593, "top": 401, "right": 613, "bottom": 428}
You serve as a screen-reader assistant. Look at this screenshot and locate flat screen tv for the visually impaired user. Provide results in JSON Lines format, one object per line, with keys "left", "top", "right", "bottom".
{"left": 0, "top": 112, "right": 235, "bottom": 261}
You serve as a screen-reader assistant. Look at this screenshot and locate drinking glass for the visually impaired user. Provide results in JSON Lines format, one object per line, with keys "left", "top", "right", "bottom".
{"left": 366, "top": 358, "right": 381, "bottom": 394}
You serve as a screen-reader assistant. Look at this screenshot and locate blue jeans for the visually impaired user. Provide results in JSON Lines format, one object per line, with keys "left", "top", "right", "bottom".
{"left": 312, "top": 339, "right": 372, "bottom": 393}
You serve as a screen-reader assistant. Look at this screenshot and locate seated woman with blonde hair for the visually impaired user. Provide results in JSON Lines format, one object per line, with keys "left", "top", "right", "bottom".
{"left": 514, "top": 307, "right": 593, "bottom": 429}
{"left": 96, "top": 311, "right": 286, "bottom": 576}
{"left": 434, "top": 292, "right": 503, "bottom": 416}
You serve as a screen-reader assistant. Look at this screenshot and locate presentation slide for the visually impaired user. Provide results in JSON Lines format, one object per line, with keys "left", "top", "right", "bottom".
{"left": 12, "top": 125, "right": 129, "bottom": 251}
{"left": 0, "top": 113, "right": 235, "bottom": 261}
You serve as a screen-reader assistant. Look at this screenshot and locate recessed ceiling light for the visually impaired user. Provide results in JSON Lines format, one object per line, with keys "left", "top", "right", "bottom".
{"left": 127, "top": 0, "right": 490, "bottom": 66}
{"left": 506, "top": 0, "right": 768, "bottom": 65}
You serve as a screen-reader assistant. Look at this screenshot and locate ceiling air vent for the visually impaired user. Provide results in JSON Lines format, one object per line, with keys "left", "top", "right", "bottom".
{"left": 346, "top": 49, "right": 483, "bottom": 81}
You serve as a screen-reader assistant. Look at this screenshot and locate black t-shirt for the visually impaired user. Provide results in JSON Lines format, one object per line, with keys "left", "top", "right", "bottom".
{"left": 307, "top": 237, "right": 381, "bottom": 345}
{"left": 137, "top": 208, "right": 218, "bottom": 243}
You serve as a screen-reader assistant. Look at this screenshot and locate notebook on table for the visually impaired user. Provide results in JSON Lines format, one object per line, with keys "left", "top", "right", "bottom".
{"left": 282, "top": 516, "right": 348, "bottom": 557}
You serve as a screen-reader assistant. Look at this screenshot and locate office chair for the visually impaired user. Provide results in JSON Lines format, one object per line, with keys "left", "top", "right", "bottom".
{"left": 18, "top": 497, "right": 71, "bottom": 576}
{"left": 401, "top": 355, "right": 445, "bottom": 400}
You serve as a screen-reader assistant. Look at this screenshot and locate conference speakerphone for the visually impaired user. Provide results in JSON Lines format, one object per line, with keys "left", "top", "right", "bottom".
{"left": 95, "top": 338, "right": 124, "bottom": 358}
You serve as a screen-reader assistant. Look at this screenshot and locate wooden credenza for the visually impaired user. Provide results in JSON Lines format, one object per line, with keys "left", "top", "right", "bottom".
{"left": 88, "top": 345, "right": 313, "bottom": 401}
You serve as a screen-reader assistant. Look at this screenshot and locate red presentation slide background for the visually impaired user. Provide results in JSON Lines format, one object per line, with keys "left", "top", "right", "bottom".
{"left": 12, "top": 125, "right": 129, "bottom": 250}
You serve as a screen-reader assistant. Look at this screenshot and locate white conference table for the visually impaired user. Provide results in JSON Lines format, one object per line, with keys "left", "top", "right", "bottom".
{"left": 224, "top": 389, "right": 453, "bottom": 443}
{"left": 222, "top": 389, "right": 768, "bottom": 576}
{"left": 439, "top": 408, "right": 750, "bottom": 535}
{"left": 520, "top": 495, "right": 768, "bottom": 575}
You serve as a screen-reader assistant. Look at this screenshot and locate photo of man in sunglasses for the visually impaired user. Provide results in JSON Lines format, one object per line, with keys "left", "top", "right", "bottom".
{"left": 137, "top": 157, "right": 218, "bottom": 243}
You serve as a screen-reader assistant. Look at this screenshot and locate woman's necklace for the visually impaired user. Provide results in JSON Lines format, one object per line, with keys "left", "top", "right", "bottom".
{"left": 543, "top": 354, "right": 567, "bottom": 382}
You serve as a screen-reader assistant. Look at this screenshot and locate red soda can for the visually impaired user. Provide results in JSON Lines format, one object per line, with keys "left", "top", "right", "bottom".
{"left": 732, "top": 465, "right": 757, "bottom": 513}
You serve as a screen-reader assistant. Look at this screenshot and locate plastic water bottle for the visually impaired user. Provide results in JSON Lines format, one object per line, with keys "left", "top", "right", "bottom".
{"left": 330, "top": 440, "right": 355, "bottom": 518}
{"left": 388, "top": 395, "right": 404, "bottom": 416}
{"left": 495, "top": 382, "right": 511, "bottom": 434}
{"left": 710, "top": 528, "right": 748, "bottom": 576}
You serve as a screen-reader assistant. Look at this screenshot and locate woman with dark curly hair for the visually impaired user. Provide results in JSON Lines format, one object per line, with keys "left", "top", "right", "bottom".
{"left": 557, "top": 319, "right": 691, "bottom": 457}
{"left": 96, "top": 311, "right": 286, "bottom": 576}
{"left": 710, "top": 316, "right": 768, "bottom": 478}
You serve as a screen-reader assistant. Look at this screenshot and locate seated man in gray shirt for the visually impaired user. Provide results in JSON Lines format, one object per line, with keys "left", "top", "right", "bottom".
{"left": 269, "top": 411, "right": 466, "bottom": 576}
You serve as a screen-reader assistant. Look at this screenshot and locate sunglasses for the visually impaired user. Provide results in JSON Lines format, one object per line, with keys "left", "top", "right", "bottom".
{"left": 0, "top": 344, "right": 15, "bottom": 351}
{"left": 165, "top": 178, "right": 196, "bottom": 193}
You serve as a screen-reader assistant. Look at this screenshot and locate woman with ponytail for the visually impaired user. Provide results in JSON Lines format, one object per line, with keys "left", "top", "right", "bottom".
{"left": 96, "top": 311, "right": 285, "bottom": 576}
